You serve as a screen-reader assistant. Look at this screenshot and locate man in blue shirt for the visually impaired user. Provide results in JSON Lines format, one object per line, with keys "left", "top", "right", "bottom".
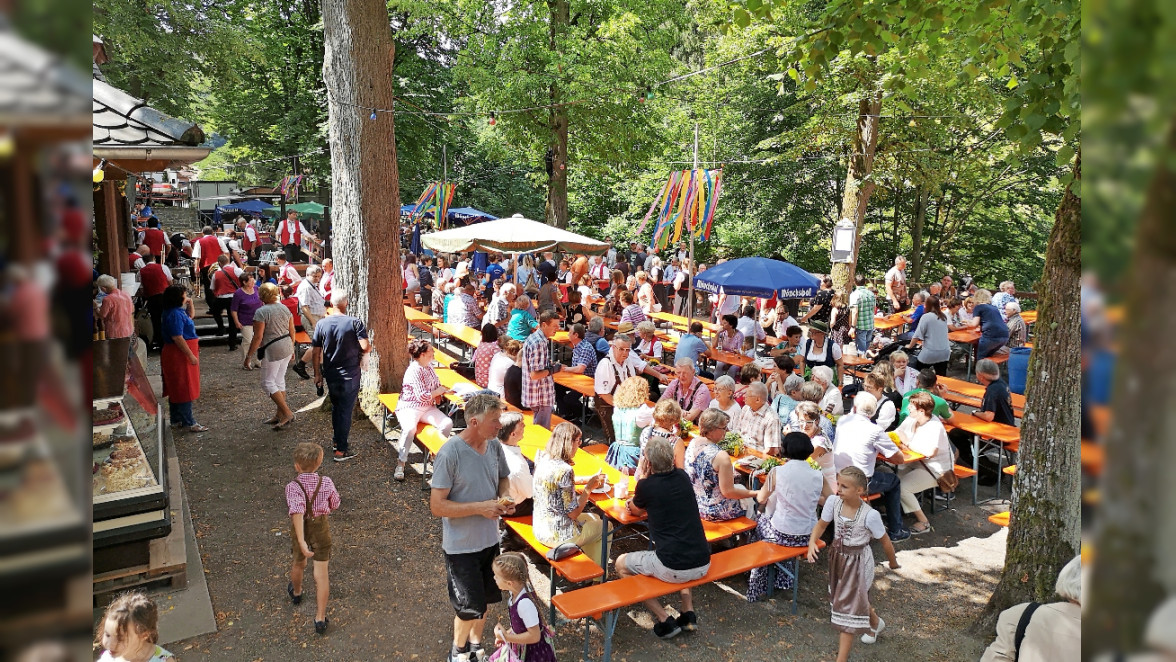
{"left": 312, "top": 289, "right": 370, "bottom": 462}
{"left": 486, "top": 254, "right": 505, "bottom": 285}
{"left": 675, "top": 322, "right": 711, "bottom": 377}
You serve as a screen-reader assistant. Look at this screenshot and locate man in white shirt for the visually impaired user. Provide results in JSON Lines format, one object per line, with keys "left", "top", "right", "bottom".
{"left": 832, "top": 393, "right": 909, "bottom": 541}
{"left": 605, "top": 242, "right": 617, "bottom": 269}
{"left": 274, "top": 253, "right": 302, "bottom": 288}
{"left": 589, "top": 255, "right": 610, "bottom": 283}
{"left": 291, "top": 266, "right": 326, "bottom": 380}
{"left": 593, "top": 334, "right": 668, "bottom": 444}
{"left": 275, "top": 210, "right": 314, "bottom": 262}
{"left": 885, "top": 255, "right": 909, "bottom": 312}
{"left": 714, "top": 288, "right": 741, "bottom": 322}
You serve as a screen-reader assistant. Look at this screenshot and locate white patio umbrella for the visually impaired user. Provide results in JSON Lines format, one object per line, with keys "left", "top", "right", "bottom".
{"left": 420, "top": 213, "right": 609, "bottom": 255}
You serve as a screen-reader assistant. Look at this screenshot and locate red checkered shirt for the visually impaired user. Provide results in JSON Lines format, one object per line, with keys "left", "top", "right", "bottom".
{"left": 286, "top": 473, "right": 340, "bottom": 518}
{"left": 398, "top": 361, "right": 440, "bottom": 410}
{"left": 521, "top": 329, "right": 555, "bottom": 409}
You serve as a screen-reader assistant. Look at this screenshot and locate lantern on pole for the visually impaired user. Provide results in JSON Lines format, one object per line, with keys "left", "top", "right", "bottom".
{"left": 831, "top": 218, "right": 856, "bottom": 264}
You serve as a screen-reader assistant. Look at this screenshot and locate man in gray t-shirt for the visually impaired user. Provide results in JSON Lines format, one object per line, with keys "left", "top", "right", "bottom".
{"left": 430, "top": 394, "right": 513, "bottom": 662}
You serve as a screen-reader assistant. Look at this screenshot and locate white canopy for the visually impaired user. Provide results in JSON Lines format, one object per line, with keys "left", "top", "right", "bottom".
{"left": 420, "top": 214, "right": 609, "bottom": 255}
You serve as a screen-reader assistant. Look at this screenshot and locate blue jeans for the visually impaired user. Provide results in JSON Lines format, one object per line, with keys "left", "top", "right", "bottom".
{"left": 855, "top": 328, "right": 874, "bottom": 354}
{"left": 169, "top": 400, "right": 196, "bottom": 427}
{"left": 327, "top": 378, "right": 361, "bottom": 453}
{"left": 978, "top": 337, "right": 1007, "bottom": 359}
{"left": 867, "top": 470, "right": 906, "bottom": 536}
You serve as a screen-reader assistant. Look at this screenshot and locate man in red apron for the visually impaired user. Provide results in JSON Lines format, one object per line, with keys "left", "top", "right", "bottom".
{"left": 276, "top": 210, "right": 314, "bottom": 263}
{"left": 239, "top": 216, "right": 261, "bottom": 265}
{"left": 193, "top": 226, "right": 227, "bottom": 301}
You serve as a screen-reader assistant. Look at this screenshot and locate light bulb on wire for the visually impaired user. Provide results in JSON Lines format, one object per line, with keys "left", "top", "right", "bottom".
{"left": 488, "top": 111, "right": 496, "bottom": 126}
{"left": 370, "top": 110, "right": 378, "bottom": 121}
{"left": 93, "top": 159, "right": 107, "bottom": 184}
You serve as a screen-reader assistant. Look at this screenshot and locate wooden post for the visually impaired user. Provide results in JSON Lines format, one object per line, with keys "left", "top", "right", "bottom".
{"left": 95, "top": 181, "right": 123, "bottom": 279}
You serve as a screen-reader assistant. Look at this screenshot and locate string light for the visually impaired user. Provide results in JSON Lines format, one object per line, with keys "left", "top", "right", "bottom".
{"left": 488, "top": 111, "right": 496, "bottom": 126}
{"left": 93, "top": 158, "right": 107, "bottom": 184}
{"left": 370, "top": 111, "right": 378, "bottom": 121}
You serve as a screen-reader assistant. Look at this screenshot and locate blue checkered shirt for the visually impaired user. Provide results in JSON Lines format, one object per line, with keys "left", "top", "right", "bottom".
{"left": 521, "top": 329, "right": 554, "bottom": 408}
{"left": 571, "top": 339, "right": 598, "bottom": 378}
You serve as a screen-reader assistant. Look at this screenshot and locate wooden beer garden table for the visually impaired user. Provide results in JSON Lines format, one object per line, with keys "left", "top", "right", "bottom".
{"left": 432, "top": 322, "right": 484, "bottom": 360}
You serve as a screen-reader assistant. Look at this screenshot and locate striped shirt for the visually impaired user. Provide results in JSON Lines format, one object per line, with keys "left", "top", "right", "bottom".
{"left": 285, "top": 473, "right": 340, "bottom": 518}
{"left": 398, "top": 362, "right": 440, "bottom": 410}
{"left": 521, "top": 329, "right": 555, "bottom": 408}
{"left": 619, "top": 304, "right": 647, "bottom": 326}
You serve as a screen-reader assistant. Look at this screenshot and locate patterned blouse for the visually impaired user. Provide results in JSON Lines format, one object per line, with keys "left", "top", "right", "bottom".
{"left": 717, "top": 329, "right": 744, "bottom": 355}
{"left": 685, "top": 441, "right": 745, "bottom": 521}
{"left": 399, "top": 361, "right": 439, "bottom": 410}
{"left": 532, "top": 453, "right": 580, "bottom": 546}
{"left": 472, "top": 341, "right": 500, "bottom": 388}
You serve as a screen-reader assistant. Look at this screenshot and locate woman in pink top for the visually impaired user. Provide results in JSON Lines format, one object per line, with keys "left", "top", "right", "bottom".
{"left": 97, "top": 275, "right": 135, "bottom": 339}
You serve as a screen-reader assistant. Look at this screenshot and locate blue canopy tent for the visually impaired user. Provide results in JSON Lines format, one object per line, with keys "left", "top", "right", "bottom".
{"left": 401, "top": 204, "right": 497, "bottom": 227}
{"left": 692, "top": 257, "right": 820, "bottom": 299}
{"left": 214, "top": 199, "right": 274, "bottom": 224}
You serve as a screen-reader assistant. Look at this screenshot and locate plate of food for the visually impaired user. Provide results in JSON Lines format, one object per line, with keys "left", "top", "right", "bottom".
{"left": 589, "top": 482, "right": 612, "bottom": 495}
{"left": 93, "top": 403, "right": 125, "bottom": 427}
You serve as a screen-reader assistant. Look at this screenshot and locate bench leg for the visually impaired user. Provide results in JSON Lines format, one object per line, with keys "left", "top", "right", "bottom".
{"left": 972, "top": 434, "right": 980, "bottom": 506}
{"left": 600, "top": 609, "right": 621, "bottom": 662}
{"left": 550, "top": 565, "right": 558, "bottom": 627}
{"left": 791, "top": 558, "right": 801, "bottom": 614}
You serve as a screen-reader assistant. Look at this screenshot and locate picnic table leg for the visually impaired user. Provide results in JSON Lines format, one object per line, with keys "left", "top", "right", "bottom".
{"left": 791, "top": 558, "right": 801, "bottom": 614}
{"left": 600, "top": 520, "right": 610, "bottom": 581}
{"left": 581, "top": 616, "right": 592, "bottom": 661}
{"left": 972, "top": 434, "right": 980, "bottom": 506}
{"left": 549, "top": 565, "right": 558, "bottom": 627}
{"left": 601, "top": 609, "right": 621, "bottom": 662}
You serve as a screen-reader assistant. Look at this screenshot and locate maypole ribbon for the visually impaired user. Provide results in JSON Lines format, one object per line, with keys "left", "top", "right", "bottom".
{"left": 645, "top": 168, "right": 724, "bottom": 248}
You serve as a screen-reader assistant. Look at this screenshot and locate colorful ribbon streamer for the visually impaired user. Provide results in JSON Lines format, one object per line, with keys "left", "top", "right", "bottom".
{"left": 411, "top": 182, "right": 457, "bottom": 229}
{"left": 647, "top": 169, "right": 723, "bottom": 250}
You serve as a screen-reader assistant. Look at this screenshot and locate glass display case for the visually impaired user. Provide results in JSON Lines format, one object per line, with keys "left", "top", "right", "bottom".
{"left": 92, "top": 340, "right": 171, "bottom": 549}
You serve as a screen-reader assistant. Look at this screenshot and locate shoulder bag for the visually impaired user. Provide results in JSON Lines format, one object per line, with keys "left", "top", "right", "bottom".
{"left": 257, "top": 333, "right": 291, "bottom": 361}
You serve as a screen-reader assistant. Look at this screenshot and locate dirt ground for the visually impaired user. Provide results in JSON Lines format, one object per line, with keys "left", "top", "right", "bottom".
{"left": 165, "top": 335, "right": 1007, "bottom": 661}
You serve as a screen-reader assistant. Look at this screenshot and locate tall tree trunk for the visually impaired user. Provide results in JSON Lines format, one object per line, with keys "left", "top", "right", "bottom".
{"left": 909, "top": 187, "right": 929, "bottom": 284}
{"left": 830, "top": 89, "right": 882, "bottom": 299}
{"left": 321, "top": 0, "right": 408, "bottom": 394}
{"left": 975, "top": 155, "right": 1082, "bottom": 633}
{"left": 1084, "top": 122, "right": 1176, "bottom": 655}
{"left": 544, "top": 0, "right": 569, "bottom": 228}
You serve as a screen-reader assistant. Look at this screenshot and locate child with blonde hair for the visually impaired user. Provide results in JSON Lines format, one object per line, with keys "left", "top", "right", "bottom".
{"left": 491, "top": 552, "right": 556, "bottom": 661}
{"left": 95, "top": 591, "right": 174, "bottom": 661}
{"left": 807, "top": 466, "right": 900, "bottom": 662}
{"left": 635, "top": 399, "right": 683, "bottom": 480}
{"left": 286, "top": 442, "right": 340, "bottom": 634}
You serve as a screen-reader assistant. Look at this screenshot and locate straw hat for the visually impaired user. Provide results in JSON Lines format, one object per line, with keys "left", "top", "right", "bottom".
{"left": 616, "top": 321, "right": 635, "bottom": 334}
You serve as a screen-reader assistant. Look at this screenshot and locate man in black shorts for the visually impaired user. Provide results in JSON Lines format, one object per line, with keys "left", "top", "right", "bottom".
{"left": 430, "top": 394, "right": 515, "bottom": 662}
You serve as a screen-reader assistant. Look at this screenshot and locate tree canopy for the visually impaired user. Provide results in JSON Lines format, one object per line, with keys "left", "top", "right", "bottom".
{"left": 92, "top": 0, "right": 1064, "bottom": 289}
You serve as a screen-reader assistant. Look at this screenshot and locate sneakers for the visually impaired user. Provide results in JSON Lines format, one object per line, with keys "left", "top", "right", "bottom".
{"left": 861, "top": 617, "right": 885, "bottom": 644}
{"left": 333, "top": 449, "right": 358, "bottom": 462}
{"left": 292, "top": 361, "right": 311, "bottom": 380}
{"left": 889, "top": 528, "right": 911, "bottom": 543}
{"left": 393, "top": 465, "right": 406, "bottom": 481}
{"left": 287, "top": 581, "right": 302, "bottom": 605}
{"left": 653, "top": 616, "right": 682, "bottom": 639}
{"left": 448, "top": 645, "right": 472, "bottom": 662}
{"left": 314, "top": 618, "right": 329, "bottom": 635}
{"left": 675, "top": 610, "right": 697, "bottom": 632}
{"left": 467, "top": 642, "right": 486, "bottom": 662}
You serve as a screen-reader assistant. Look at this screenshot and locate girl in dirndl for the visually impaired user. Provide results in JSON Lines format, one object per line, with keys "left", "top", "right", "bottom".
{"left": 492, "top": 552, "right": 556, "bottom": 662}
{"left": 159, "top": 285, "right": 207, "bottom": 432}
{"left": 807, "top": 466, "right": 899, "bottom": 662}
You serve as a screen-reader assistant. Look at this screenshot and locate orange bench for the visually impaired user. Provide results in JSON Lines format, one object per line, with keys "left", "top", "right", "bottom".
{"left": 502, "top": 516, "right": 605, "bottom": 624}
{"left": 988, "top": 511, "right": 1010, "bottom": 527}
{"left": 553, "top": 540, "right": 824, "bottom": 662}
{"left": 1003, "top": 465, "right": 1017, "bottom": 476}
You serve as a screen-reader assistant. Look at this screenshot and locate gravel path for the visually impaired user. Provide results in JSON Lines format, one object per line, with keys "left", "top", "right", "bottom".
{"left": 166, "top": 337, "right": 1005, "bottom": 661}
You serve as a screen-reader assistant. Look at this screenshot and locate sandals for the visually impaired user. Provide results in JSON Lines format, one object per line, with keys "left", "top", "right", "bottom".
{"left": 189, "top": 424, "right": 209, "bottom": 433}
{"left": 264, "top": 416, "right": 280, "bottom": 425}
{"left": 910, "top": 522, "right": 932, "bottom": 536}
{"left": 273, "top": 416, "right": 295, "bottom": 431}
{"left": 861, "top": 617, "right": 886, "bottom": 644}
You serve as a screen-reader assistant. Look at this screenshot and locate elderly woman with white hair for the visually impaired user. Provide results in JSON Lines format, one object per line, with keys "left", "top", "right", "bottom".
{"left": 634, "top": 321, "right": 664, "bottom": 361}
{"left": 991, "top": 280, "right": 1018, "bottom": 318}
{"left": 1005, "top": 301, "right": 1028, "bottom": 349}
{"left": 707, "top": 375, "right": 742, "bottom": 425}
{"left": 810, "top": 365, "right": 843, "bottom": 416}
{"left": 980, "top": 554, "right": 1082, "bottom": 661}
{"left": 96, "top": 274, "right": 134, "bottom": 340}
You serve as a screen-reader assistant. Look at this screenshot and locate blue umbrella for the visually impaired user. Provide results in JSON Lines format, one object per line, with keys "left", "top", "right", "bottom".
{"left": 410, "top": 222, "right": 423, "bottom": 255}
{"left": 693, "top": 257, "right": 820, "bottom": 299}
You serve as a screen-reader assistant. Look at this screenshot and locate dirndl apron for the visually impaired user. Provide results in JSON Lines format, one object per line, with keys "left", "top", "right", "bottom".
{"left": 161, "top": 338, "right": 201, "bottom": 404}
{"left": 827, "top": 499, "right": 876, "bottom": 634}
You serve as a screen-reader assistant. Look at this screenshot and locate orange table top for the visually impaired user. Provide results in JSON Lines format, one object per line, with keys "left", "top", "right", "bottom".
{"left": 947, "top": 411, "right": 1021, "bottom": 445}
{"left": 433, "top": 322, "right": 484, "bottom": 348}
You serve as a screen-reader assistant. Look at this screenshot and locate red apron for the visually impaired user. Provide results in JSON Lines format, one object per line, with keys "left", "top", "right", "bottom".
{"left": 161, "top": 338, "right": 201, "bottom": 403}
